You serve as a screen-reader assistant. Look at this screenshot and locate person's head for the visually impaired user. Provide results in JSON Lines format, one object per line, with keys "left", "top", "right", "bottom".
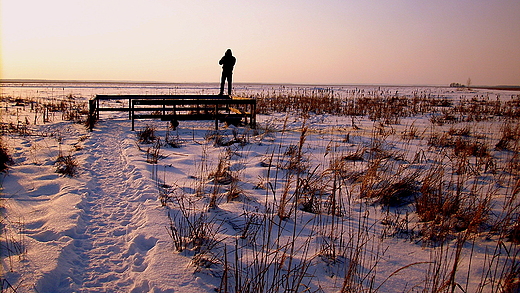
{"left": 225, "top": 49, "right": 232, "bottom": 56}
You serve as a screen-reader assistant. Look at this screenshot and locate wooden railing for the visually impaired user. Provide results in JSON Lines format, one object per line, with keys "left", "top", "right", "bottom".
{"left": 88, "top": 95, "right": 256, "bottom": 130}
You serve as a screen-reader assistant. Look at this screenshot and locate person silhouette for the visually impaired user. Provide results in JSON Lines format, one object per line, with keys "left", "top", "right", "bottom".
{"left": 219, "top": 49, "right": 236, "bottom": 95}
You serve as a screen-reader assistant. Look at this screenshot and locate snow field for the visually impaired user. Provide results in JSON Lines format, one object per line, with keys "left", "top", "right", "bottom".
{"left": 1, "top": 83, "right": 520, "bottom": 292}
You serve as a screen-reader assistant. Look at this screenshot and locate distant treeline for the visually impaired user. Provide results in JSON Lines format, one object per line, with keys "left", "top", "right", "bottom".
{"left": 449, "top": 82, "right": 466, "bottom": 88}
{"left": 450, "top": 82, "right": 520, "bottom": 91}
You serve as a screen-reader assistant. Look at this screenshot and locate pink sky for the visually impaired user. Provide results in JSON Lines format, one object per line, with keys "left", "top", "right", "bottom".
{"left": 1, "top": 0, "right": 519, "bottom": 85}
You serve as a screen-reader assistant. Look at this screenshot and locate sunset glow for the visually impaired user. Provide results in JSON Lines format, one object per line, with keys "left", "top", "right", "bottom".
{"left": 2, "top": 0, "right": 519, "bottom": 85}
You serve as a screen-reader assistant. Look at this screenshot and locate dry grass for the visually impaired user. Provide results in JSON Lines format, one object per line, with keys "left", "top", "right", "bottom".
{"left": 12, "top": 86, "right": 512, "bottom": 292}
{"left": 137, "top": 125, "right": 157, "bottom": 144}
{"left": 0, "top": 138, "right": 13, "bottom": 172}
{"left": 496, "top": 122, "right": 520, "bottom": 151}
{"left": 5, "top": 86, "right": 520, "bottom": 291}
{"left": 55, "top": 154, "right": 78, "bottom": 177}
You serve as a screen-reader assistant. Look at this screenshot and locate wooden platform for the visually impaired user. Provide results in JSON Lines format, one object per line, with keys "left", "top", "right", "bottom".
{"left": 88, "top": 94, "right": 256, "bottom": 130}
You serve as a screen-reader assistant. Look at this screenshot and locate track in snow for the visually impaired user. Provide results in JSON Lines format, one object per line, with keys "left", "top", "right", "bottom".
{"left": 61, "top": 121, "right": 159, "bottom": 292}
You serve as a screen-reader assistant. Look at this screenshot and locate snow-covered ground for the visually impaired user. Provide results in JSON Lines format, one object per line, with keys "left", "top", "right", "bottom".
{"left": 1, "top": 82, "right": 519, "bottom": 292}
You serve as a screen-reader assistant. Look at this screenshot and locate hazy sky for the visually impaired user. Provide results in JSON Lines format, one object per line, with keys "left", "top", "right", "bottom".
{"left": 2, "top": 0, "right": 519, "bottom": 85}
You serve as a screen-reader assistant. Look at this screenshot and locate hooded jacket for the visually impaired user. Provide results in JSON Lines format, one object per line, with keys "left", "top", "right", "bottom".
{"left": 219, "top": 49, "right": 236, "bottom": 73}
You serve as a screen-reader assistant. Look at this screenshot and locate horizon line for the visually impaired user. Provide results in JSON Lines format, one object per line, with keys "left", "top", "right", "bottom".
{"left": 1, "top": 78, "right": 519, "bottom": 89}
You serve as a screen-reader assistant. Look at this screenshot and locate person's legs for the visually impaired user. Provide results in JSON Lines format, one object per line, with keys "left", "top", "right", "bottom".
{"left": 227, "top": 73, "right": 233, "bottom": 95}
{"left": 219, "top": 72, "right": 226, "bottom": 95}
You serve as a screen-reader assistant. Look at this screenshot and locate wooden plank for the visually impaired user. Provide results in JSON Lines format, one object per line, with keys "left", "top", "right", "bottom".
{"left": 230, "top": 107, "right": 250, "bottom": 115}
{"left": 96, "top": 107, "right": 131, "bottom": 111}
{"left": 96, "top": 94, "right": 232, "bottom": 100}
{"left": 133, "top": 113, "right": 248, "bottom": 120}
{"left": 122, "top": 107, "right": 229, "bottom": 112}
{"left": 132, "top": 99, "right": 255, "bottom": 106}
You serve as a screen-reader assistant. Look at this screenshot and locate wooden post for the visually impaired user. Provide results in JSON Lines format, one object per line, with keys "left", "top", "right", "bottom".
{"left": 252, "top": 102, "right": 256, "bottom": 128}
{"left": 214, "top": 103, "right": 218, "bottom": 130}
{"left": 88, "top": 99, "right": 96, "bottom": 130}
{"left": 247, "top": 103, "right": 250, "bottom": 125}
{"left": 96, "top": 98, "right": 100, "bottom": 120}
{"left": 131, "top": 99, "right": 135, "bottom": 131}
{"left": 162, "top": 97, "right": 166, "bottom": 117}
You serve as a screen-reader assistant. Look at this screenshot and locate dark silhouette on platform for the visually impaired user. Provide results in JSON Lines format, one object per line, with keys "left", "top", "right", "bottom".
{"left": 219, "top": 49, "right": 236, "bottom": 95}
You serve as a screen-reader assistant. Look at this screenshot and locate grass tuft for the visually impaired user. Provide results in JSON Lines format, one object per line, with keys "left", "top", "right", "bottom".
{"left": 137, "top": 125, "right": 157, "bottom": 144}
{"left": 0, "top": 138, "right": 13, "bottom": 172}
{"left": 55, "top": 154, "right": 78, "bottom": 177}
